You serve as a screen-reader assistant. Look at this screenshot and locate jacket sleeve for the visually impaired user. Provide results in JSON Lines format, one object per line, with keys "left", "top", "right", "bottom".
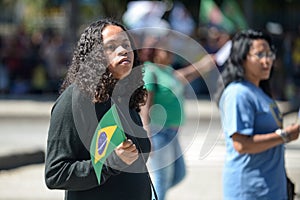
{"left": 44, "top": 91, "right": 129, "bottom": 191}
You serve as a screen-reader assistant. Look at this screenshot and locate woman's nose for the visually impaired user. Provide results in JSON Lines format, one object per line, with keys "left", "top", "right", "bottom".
{"left": 260, "top": 57, "right": 273, "bottom": 68}
{"left": 116, "top": 45, "right": 128, "bottom": 56}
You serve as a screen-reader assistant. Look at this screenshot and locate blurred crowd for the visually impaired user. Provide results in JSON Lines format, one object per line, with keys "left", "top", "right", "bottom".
{"left": 0, "top": 1, "right": 300, "bottom": 105}
{"left": 0, "top": 25, "right": 70, "bottom": 96}
{"left": 123, "top": 0, "right": 300, "bottom": 104}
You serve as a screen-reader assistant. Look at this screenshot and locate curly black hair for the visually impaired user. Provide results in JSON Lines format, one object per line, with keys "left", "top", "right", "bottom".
{"left": 60, "top": 18, "right": 147, "bottom": 111}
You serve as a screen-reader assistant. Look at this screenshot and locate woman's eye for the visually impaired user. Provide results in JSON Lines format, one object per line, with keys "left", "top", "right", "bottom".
{"left": 256, "top": 52, "right": 264, "bottom": 59}
{"left": 123, "top": 43, "right": 131, "bottom": 49}
{"left": 105, "top": 44, "right": 116, "bottom": 51}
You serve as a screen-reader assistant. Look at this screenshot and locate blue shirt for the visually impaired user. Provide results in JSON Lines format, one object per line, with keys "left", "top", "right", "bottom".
{"left": 219, "top": 81, "right": 287, "bottom": 200}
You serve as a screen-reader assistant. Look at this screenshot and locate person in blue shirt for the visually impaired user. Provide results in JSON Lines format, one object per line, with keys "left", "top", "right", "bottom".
{"left": 215, "top": 29, "right": 300, "bottom": 200}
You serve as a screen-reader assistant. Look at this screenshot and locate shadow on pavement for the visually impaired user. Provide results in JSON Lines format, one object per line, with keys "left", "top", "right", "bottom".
{"left": 0, "top": 150, "right": 45, "bottom": 170}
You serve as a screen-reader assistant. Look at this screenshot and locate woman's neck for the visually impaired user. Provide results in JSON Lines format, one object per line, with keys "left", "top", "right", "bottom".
{"left": 244, "top": 75, "right": 259, "bottom": 87}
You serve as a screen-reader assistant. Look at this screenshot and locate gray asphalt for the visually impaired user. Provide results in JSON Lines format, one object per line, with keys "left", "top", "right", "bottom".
{"left": 0, "top": 99, "right": 299, "bottom": 200}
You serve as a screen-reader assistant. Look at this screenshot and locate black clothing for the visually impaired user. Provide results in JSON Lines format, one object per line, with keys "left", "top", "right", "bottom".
{"left": 45, "top": 85, "right": 152, "bottom": 200}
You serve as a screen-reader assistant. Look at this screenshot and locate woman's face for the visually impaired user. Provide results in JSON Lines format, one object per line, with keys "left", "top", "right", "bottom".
{"left": 243, "top": 39, "right": 275, "bottom": 86}
{"left": 102, "top": 25, "right": 134, "bottom": 79}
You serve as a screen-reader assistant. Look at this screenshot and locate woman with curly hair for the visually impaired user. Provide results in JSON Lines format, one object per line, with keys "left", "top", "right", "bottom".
{"left": 215, "top": 29, "right": 299, "bottom": 199}
{"left": 45, "top": 18, "right": 155, "bottom": 200}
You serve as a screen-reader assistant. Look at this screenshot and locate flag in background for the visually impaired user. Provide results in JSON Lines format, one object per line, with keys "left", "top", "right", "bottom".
{"left": 90, "top": 104, "right": 127, "bottom": 184}
{"left": 221, "top": 0, "right": 248, "bottom": 30}
{"left": 199, "top": 0, "right": 235, "bottom": 33}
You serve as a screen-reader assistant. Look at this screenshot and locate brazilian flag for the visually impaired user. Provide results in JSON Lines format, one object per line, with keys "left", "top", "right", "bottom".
{"left": 90, "top": 104, "right": 127, "bottom": 184}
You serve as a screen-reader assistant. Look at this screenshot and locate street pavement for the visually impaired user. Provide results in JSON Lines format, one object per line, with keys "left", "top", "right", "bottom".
{"left": 0, "top": 99, "right": 299, "bottom": 200}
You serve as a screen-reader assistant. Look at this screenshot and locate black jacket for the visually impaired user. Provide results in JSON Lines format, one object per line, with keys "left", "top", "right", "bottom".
{"left": 45, "top": 85, "right": 152, "bottom": 200}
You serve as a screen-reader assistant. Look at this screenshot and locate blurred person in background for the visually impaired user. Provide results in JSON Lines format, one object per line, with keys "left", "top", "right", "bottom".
{"left": 215, "top": 29, "right": 299, "bottom": 200}
{"left": 140, "top": 36, "right": 215, "bottom": 200}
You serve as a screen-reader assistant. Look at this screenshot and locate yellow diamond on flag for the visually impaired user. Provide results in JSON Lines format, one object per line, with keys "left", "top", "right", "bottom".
{"left": 94, "top": 125, "right": 117, "bottom": 163}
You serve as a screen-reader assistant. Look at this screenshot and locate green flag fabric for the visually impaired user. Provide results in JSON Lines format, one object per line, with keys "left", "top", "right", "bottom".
{"left": 221, "top": 0, "right": 248, "bottom": 30}
{"left": 90, "top": 104, "right": 127, "bottom": 184}
{"left": 199, "top": 0, "right": 235, "bottom": 33}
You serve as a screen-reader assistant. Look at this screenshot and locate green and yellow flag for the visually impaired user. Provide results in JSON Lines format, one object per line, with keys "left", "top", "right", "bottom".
{"left": 90, "top": 104, "right": 126, "bottom": 184}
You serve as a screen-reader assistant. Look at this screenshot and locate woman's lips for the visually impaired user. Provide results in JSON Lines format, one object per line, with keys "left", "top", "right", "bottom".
{"left": 119, "top": 58, "right": 131, "bottom": 65}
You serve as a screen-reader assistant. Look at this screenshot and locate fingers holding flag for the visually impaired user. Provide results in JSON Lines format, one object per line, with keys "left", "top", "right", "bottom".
{"left": 115, "top": 139, "right": 139, "bottom": 165}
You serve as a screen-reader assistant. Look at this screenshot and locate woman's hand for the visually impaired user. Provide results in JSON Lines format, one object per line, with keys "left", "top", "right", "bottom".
{"left": 115, "top": 139, "right": 139, "bottom": 165}
{"left": 232, "top": 124, "right": 300, "bottom": 154}
{"left": 285, "top": 124, "right": 300, "bottom": 142}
